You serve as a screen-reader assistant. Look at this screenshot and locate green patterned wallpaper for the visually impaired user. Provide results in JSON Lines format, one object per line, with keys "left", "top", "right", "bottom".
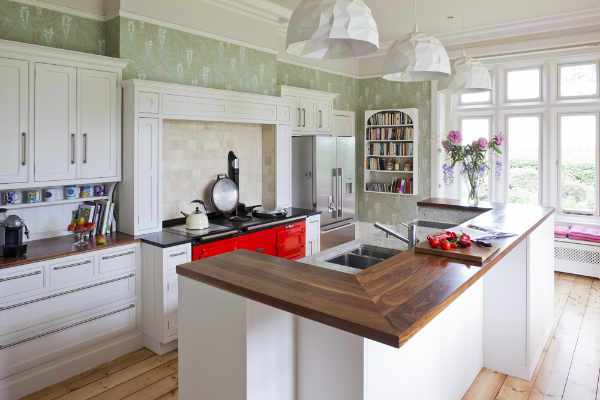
{"left": 118, "top": 17, "right": 279, "bottom": 96}
{"left": 1, "top": 1, "right": 433, "bottom": 222}
{"left": 0, "top": 0, "right": 106, "bottom": 54}
{"left": 357, "top": 78, "right": 432, "bottom": 224}
{"left": 277, "top": 62, "right": 359, "bottom": 111}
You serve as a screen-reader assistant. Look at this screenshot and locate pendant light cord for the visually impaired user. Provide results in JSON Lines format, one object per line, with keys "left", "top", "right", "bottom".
{"left": 413, "top": 0, "right": 418, "bottom": 33}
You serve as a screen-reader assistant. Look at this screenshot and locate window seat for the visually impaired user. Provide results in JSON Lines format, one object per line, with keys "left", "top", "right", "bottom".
{"left": 555, "top": 223, "right": 600, "bottom": 278}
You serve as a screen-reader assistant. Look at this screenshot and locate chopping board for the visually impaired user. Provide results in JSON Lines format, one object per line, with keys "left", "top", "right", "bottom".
{"left": 414, "top": 239, "right": 499, "bottom": 266}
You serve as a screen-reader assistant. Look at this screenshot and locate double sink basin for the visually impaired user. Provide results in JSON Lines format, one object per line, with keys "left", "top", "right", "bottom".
{"left": 326, "top": 244, "right": 403, "bottom": 270}
{"left": 325, "top": 220, "right": 456, "bottom": 270}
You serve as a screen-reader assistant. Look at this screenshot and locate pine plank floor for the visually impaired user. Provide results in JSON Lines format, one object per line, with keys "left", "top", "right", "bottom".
{"left": 22, "top": 272, "right": 598, "bottom": 400}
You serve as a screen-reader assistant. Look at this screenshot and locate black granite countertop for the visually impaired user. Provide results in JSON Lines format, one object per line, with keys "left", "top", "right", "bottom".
{"left": 138, "top": 208, "right": 321, "bottom": 248}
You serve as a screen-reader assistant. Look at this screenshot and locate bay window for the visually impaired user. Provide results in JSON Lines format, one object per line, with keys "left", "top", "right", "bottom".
{"left": 441, "top": 51, "right": 600, "bottom": 220}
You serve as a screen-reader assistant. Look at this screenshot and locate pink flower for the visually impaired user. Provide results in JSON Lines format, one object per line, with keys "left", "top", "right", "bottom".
{"left": 447, "top": 130, "right": 462, "bottom": 145}
{"left": 493, "top": 133, "right": 504, "bottom": 146}
{"left": 442, "top": 140, "right": 452, "bottom": 152}
{"left": 478, "top": 137, "right": 489, "bottom": 149}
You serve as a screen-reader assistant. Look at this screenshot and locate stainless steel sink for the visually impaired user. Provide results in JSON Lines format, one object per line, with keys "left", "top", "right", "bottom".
{"left": 326, "top": 244, "right": 402, "bottom": 270}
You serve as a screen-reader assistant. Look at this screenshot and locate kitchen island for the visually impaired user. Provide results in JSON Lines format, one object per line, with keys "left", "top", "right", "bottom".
{"left": 176, "top": 199, "right": 555, "bottom": 400}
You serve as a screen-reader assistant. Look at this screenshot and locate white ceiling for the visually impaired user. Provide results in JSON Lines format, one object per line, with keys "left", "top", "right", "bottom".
{"left": 269, "top": 0, "right": 600, "bottom": 42}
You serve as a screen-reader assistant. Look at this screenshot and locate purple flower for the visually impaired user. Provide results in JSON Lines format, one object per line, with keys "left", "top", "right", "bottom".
{"left": 479, "top": 164, "right": 488, "bottom": 176}
{"left": 447, "top": 130, "right": 462, "bottom": 145}
{"left": 442, "top": 163, "right": 454, "bottom": 185}
{"left": 478, "top": 137, "right": 489, "bottom": 149}
{"left": 495, "top": 160, "right": 503, "bottom": 178}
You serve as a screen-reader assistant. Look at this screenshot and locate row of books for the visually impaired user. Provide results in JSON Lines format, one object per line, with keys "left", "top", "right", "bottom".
{"left": 76, "top": 199, "right": 117, "bottom": 235}
{"left": 367, "top": 112, "right": 413, "bottom": 126}
{"left": 366, "top": 126, "right": 414, "bottom": 141}
{"left": 366, "top": 177, "right": 413, "bottom": 194}
{"left": 368, "top": 142, "right": 414, "bottom": 157}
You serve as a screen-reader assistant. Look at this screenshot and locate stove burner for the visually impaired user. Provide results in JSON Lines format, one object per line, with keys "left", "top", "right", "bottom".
{"left": 229, "top": 215, "right": 252, "bottom": 222}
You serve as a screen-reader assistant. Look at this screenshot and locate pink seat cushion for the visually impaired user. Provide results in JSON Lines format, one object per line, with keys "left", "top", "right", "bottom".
{"left": 554, "top": 224, "right": 570, "bottom": 238}
{"left": 568, "top": 225, "right": 600, "bottom": 242}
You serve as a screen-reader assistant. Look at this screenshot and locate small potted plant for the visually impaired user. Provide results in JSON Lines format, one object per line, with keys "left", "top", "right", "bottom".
{"left": 442, "top": 130, "right": 503, "bottom": 205}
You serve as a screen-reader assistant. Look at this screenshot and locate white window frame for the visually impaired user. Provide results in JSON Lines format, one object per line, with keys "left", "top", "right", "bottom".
{"left": 556, "top": 111, "right": 600, "bottom": 216}
{"left": 504, "top": 112, "right": 544, "bottom": 205}
{"left": 557, "top": 61, "right": 600, "bottom": 100}
{"left": 504, "top": 66, "right": 544, "bottom": 104}
{"left": 437, "top": 49, "right": 600, "bottom": 223}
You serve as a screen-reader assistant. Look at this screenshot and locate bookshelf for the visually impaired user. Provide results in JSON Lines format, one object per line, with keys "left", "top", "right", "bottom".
{"left": 364, "top": 109, "right": 418, "bottom": 195}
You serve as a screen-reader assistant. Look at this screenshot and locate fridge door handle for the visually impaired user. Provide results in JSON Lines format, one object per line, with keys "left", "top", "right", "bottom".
{"left": 338, "top": 167, "right": 343, "bottom": 217}
{"left": 329, "top": 168, "right": 337, "bottom": 215}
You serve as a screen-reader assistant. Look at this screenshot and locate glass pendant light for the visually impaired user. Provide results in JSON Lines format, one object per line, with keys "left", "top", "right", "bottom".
{"left": 286, "top": 0, "right": 380, "bottom": 59}
{"left": 382, "top": 0, "right": 450, "bottom": 82}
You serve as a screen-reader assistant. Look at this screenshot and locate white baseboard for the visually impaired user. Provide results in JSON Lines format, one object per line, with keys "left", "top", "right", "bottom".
{"left": 143, "top": 334, "right": 178, "bottom": 355}
{"left": 0, "top": 331, "right": 144, "bottom": 400}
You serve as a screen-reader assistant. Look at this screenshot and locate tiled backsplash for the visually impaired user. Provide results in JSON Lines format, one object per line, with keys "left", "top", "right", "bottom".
{"left": 161, "top": 120, "right": 264, "bottom": 220}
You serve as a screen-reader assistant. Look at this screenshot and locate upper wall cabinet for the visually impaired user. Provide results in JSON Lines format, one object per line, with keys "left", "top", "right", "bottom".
{"left": 0, "top": 58, "right": 29, "bottom": 184}
{"left": 0, "top": 39, "right": 127, "bottom": 189}
{"left": 281, "top": 86, "right": 337, "bottom": 135}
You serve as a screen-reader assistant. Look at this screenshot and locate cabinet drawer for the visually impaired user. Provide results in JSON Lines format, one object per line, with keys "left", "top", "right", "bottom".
{"left": 0, "top": 273, "right": 135, "bottom": 337}
{"left": 137, "top": 91, "right": 159, "bottom": 114}
{"left": 164, "top": 245, "right": 191, "bottom": 274}
{"left": 0, "top": 303, "right": 136, "bottom": 380}
{"left": 0, "top": 266, "right": 45, "bottom": 300}
{"left": 98, "top": 247, "right": 136, "bottom": 275}
{"left": 49, "top": 256, "right": 94, "bottom": 289}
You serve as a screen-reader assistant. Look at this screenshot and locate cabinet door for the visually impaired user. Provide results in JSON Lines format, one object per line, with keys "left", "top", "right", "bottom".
{"left": 78, "top": 69, "right": 118, "bottom": 179}
{"left": 34, "top": 63, "right": 77, "bottom": 182}
{"left": 136, "top": 118, "right": 160, "bottom": 232}
{"left": 315, "top": 101, "right": 332, "bottom": 132}
{"left": 305, "top": 215, "right": 321, "bottom": 256}
{"left": 333, "top": 112, "right": 355, "bottom": 137}
{"left": 0, "top": 58, "right": 29, "bottom": 184}
{"left": 299, "top": 99, "right": 316, "bottom": 131}
{"left": 283, "top": 95, "right": 301, "bottom": 130}
{"left": 193, "top": 238, "right": 237, "bottom": 260}
{"left": 277, "top": 221, "right": 306, "bottom": 260}
{"left": 238, "top": 229, "right": 277, "bottom": 256}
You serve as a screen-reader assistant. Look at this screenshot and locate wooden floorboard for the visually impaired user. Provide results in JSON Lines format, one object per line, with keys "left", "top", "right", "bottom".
{"left": 22, "top": 273, "right": 600, "bottom": 400}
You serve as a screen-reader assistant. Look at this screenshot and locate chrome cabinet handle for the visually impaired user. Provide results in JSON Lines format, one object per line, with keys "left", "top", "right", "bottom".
{"left": 303, "top": 108, "right": 306, "bottom": 127}
{"left": 169, "top": 251, "right": 187, "bottom": 258}
{"left": 0, "top": 304, "right": 135, "bottom": 350}
{"left": 102, "top": 250, "right": 135, "bottom": 260}
{"left": 83, "top": 133, "right": 88, "bottom": 164}
{"left": 71, "top": 133, "right": 76, "bottom": 164}
{"left": 53, "top": 259, "right": 91, "bottom": 271}
{"left": 318, "top": 110, "right": 322, "bottom": 129}
{"left": 0, "top": 270, "right": 41, "bottom": 283}
{"left": 21, "top": 132, "right": 26, "bottom": 166}
{"left": 338, "top": 167, "right": 343, "bottom": 218}
{"left": 0, "top": 274, "right": 134, "bottom": 312}
{"left": 297, "top": 107, "right": 301, "bottom": 128}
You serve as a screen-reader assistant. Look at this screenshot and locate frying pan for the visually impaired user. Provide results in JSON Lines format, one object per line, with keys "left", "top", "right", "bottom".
{"left": 211, "top": 174, "right": 239, "bottom": 214}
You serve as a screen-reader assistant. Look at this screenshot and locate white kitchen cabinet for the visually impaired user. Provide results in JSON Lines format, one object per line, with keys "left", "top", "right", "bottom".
{"left": 0, "top": 243, "right": 140, "bottom": 400}
{"left": 141, "top": 242, "right": 191, "bottom": 354}
{"left": 305, "top": 214, "right": 321, "bottom": 256}
{"left": 281, "top": 86, "right": 337, "bottom": 135}
{"left": 0, "top": 39, "right": 126, "bottom": 190}
{"left": 0, "top": 58, "right": 29, "bottom": 184}
{"left": 34, "top": 63, "right": 77, "bottom": 182}
{"left": 333, "top": 111, "right": 356, "bottom": 137}
{"left": 315, "top": 101, "right": 333, "bottom": 132}
{"left": 78, "top": 69, "right": 118, "bottom": 179}
{"left": 135, "top": 118, "right": 160, "bottom": 234}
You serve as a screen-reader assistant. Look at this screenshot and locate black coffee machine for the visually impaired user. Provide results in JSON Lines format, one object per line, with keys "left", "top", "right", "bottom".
{"left": 0, "top": 212, "right": 29, "bottom": 258}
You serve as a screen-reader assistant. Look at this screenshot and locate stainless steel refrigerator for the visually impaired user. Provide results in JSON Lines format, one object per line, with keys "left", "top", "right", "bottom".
{"left": 292, "top": 136, "right": 355, "bottom": 228}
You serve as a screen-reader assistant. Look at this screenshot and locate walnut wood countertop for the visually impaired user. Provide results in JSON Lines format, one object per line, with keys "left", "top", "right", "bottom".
{"left": 177, "top": 202, "right": 555, "bottom": 348}
{"left": 0, "top": 232, "right": 138, "bottom": 270}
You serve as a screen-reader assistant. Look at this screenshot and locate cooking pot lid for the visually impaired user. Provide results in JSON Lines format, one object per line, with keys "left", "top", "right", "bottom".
{"left": 211, "top": 175, "right": 239, "bottom": 214}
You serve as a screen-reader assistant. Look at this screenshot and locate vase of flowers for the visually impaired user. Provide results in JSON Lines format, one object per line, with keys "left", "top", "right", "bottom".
{"left": 442, "top": 130, "right": 503, "bottom": 205}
